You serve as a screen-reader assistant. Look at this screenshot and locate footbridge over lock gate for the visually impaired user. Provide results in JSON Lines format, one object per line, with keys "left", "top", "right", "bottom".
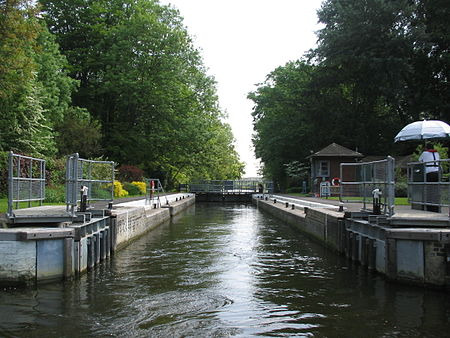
{"left": 185, "top": 180, "right": 273, "bottom": 202}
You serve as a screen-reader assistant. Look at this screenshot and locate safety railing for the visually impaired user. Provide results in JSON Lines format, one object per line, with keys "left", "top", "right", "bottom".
{"left": 7, "top": 152, "right": 46, "bottom": 218}
{"left": 66, "top": 153, "right": 115, "bottom": 216}
{"left": 145, "top": 178, "right": 169, "bottom": 207}
{"left": 407, "top": 159, "right": 450, "bottom": 212}
{"left": 340, "top": 156, "right": 395, "bottom": 216}
{"left": 188, "top": 180, "right": 273, "bottom": 194}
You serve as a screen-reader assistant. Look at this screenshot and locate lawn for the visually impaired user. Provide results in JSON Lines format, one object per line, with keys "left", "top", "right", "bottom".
{"left": 0, "top": 198, "right": 66, "bottom": 213}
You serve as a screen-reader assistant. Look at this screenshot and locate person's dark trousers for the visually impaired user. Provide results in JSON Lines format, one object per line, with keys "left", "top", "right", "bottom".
{"left": 426, "top": 171, "right": 440, "bottom": 212}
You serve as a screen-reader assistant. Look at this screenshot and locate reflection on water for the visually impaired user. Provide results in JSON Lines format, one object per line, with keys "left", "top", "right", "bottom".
{"left": 1, "top": 204, "right": 450, "bottom": 337}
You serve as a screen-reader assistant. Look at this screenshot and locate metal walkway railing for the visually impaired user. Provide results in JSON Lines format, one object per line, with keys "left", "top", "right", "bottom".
{"left": 7, "top": 152, "right": 46, "bottom": 218}
{"left": 145, "top": 178, "right": 169, "bottom": 207}
{"left": 407, "top": 158, "right": 450, "bottom": 211}
{"left": 66, "top": 153, "right": 115, "bottom": 216}
{"left": 340, "top": 156, "right": 395, "bottom": 216}
{"left": 188, "top": 180, "right": 273, "bottom": 194}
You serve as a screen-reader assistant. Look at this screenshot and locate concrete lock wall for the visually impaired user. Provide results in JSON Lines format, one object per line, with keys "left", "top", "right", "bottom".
{"left": 0, "top": 196, "right": 195, "bottom": 286}
{"left": 254, "top": 197, "right": 343, "bottom": 252}
{"left": 253, "top": 196, "right": 450, "bottom": 288}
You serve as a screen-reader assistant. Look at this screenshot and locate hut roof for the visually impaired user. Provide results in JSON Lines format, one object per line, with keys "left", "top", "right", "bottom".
{"left": 308, "top": 143, "right": 364, "bottom": 158}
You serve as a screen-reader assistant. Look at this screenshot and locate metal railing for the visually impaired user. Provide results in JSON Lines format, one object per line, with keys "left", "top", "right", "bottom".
{"left": 188, "top": 180, "right": 273, "bottom": 194}
{"left": 145, "top": 178, "right": 168, "bottom": 207}
{"left": 7, "top": 152, "right": 46, "bottom": 218}
{"left": 407, "top": 159, "right": 450, "bottom": 211}
{"left": 340, "top": 156, "right": 395, "bottom": 216}
{"left": 66, "top": 153, "right": 115, "bottom": 216}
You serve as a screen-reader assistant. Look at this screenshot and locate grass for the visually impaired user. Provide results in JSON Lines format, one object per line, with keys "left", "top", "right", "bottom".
{"left": 0, "top": 198, "right": 66, "bottom": 213}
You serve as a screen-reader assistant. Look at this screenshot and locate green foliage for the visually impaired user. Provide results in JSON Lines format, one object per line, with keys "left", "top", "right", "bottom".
{"left": 412, "top": 143, "right": 449, "bottom": 162}
{"left": 395, "top": 169, "right": 408, "bottom": 198}
{"left": 44, "top": 184, "right": 65, "bottom": 203}
{"left": 0, "top": 151, "right": 9, "bottom": 198}
{"left": 250, "top": 0, "right": 450, "bottom": 184}
{"left": 285, "top": 187, "right": 304, "bottom": 194}
{"left": 122, "top": 182, "right": 141, "bottom": 196}
{"left": 131, "top": 181, "right": 146, "bottom": 195}
{"left": 39, "top": 0, "right": 244, "bottom": 187}
{"left": 55, "top": 107, "right": 102, "bottom": 158}
{"left": 46, "top": 156, "right": 66, "bottom": 186}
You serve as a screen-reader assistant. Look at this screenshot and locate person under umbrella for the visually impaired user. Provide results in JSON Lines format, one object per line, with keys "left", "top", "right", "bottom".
{"left": 419, "top": 142, "right": 440, "bottom": 212}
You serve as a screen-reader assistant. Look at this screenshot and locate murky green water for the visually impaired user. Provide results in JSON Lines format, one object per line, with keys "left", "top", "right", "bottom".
{"left": 1, "top": 204, "right": 450, "bottom": 337}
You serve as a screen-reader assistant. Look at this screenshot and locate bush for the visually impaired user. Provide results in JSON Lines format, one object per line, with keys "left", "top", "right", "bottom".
{"left": 114, "top": 180, "right": 128, "bottom": 198}
{"left": 46, "top": 157, "right": 66, "bottom": 186}
{"left": 0, "top": 151, "right": 9, "bottom": 198}
{"left": 395, "top": 181, "right": 408, "bottom": 197}
{"left": 118, "top": 165, "right": 144, "bottom": 182}
{"left": 123, "top": 182, "right": 141, "bottom": 196}
{"left": 395, "top": 171, "right": 408, "bottom": 197}
{"left": 131, "top": 181, "right": 146, "bottom": 194}
{"left": 45, "top": 185, "right": 65, "bottom": 203}
{"left": 286, "top": 187, "right": 303, "bottom": 193}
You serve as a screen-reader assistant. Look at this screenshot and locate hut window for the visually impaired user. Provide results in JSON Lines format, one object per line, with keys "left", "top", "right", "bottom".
{"left": 317, "top": 160, "right": 329, "bottom": 177}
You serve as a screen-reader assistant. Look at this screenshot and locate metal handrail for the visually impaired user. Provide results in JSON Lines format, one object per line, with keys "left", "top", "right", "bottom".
{"left": 188, "top": 180, "right": 273, "bottom": 194}
{"left": 66, "top": 153, "right": 115, "bottom": 216}
{"left": 7, "top": 152, "right": 46, "bottom": 218}
{"left": 407, "top": 158, "right": 450, "bottom": 211}
{"left": 145, "top": 178, "right": 168, "bottom": 207}
{"left": 340, "top": 156, "right": 395, "bottom": 216}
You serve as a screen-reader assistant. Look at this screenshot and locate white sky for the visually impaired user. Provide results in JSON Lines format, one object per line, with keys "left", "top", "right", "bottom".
{"left": 160, "top": 0, "right": 324, "bottom": 177}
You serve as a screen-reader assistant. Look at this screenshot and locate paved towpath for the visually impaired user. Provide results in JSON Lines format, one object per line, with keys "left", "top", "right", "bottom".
{"left": 278, "top": 194, "right": 450, "bottom": 221}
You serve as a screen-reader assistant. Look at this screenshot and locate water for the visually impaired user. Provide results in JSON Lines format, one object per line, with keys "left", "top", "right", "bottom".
{"left": 1, "top": 204, "right": 450, "bottom": 337}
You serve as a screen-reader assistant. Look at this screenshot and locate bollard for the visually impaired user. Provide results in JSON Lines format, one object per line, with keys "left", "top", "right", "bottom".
{"left": 265, "top": 196, "right": 268, "bottom": 201}
{"left": 339, "top": 202, "right": 344, "bottom": 212}
{"left": 291, "top": 204, "right": 295, "bottom": 210}
{"left": 285, "top": 202, "right": 289, "bottom": 208}
{"left": 372, "top": 188, "right": 382, "bottom": 215}
{"left": 108, "top": 202, "right": 113, "bottom": 209}
{"left": 80, "top": 185, "right": 88, "bottom": 212}
{"left": 274, "top": 199, "right": 277, "bottom": 204}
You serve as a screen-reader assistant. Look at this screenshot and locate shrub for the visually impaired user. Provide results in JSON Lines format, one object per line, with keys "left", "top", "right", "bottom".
{"left": 395, "top": 181, "right": 408, "bottom": 198}
{"left": 131, "top": 181, "right": 146, "bottom": 194}
{"left": 118, "top": 165, "right": 144, "bottom": 182}
{"left": 122, "top": 182, "right": 140, "bottom": 196}
{"left": 45, "top": 185, "right": 65, "bottom": 203}
{"left": 114, "top": 180, "right": 128, "bottom": 198}
{"left": 46, "top": 157, "right": 66, "bottom": 186}
{"left": 0, "top": 151, "right": 9, "bottom": 198}
{"left": 286, "top": 187, "right": 303, "bottom": 193}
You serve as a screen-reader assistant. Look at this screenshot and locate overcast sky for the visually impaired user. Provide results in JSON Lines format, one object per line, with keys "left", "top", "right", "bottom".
{"left": 160, "top": 0, "right": 324, "bottom": 177}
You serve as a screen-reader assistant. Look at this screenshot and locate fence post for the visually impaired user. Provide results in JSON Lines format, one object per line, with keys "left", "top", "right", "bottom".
{"left": 7, "top": 152, "right": 13, "bottom": 217}
{"left": 387, "top": 156, "right": 395, "bottom": 217}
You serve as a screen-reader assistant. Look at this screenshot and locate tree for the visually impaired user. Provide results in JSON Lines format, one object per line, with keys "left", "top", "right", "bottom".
{"left": 54, "top": 106, "right": 102, "bottom": 158}
{"left": 41, "top": 0, "right": 244, "bottom": 186}
{"left": 0, "top": 0, "right": 55, "bottom": 155}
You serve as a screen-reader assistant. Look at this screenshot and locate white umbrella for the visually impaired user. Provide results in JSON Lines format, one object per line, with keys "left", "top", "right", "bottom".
{"left": 394, "top": 120, "right": 450, "bottom": 142}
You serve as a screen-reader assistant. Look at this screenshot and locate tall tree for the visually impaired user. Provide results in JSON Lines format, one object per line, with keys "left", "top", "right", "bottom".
{"left": 250, "top": 0, "right": 450, "bottom": 186}
{"left": 41, "top": 0, "right": 244, "bottom": 185}
{"left": 0, "top": 0, "right": 55, "bottom": 155}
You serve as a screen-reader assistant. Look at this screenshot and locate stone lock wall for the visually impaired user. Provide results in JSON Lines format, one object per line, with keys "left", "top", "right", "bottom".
{"left": 254, "top": 196, "right": 450, "bottom": 288}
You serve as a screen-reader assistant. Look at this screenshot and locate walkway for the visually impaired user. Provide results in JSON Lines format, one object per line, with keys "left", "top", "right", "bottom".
{"left": 278, "top": 194, "right": 450, "bottom": 227}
